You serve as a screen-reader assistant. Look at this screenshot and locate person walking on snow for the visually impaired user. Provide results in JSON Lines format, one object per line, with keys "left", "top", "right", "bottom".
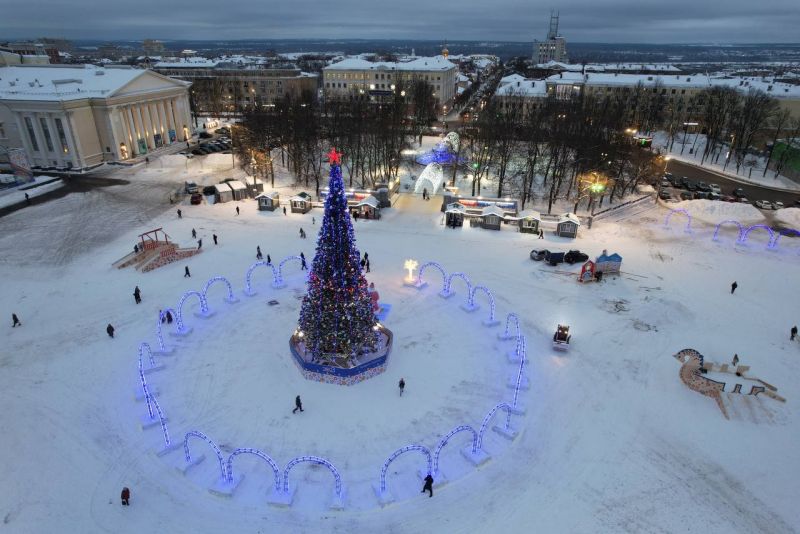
{"left": 792, "top": 325, "right": 798, "bottom": 341}
{"left": 300, "top": 256, "right": 307, "bottom": 270}
{"left": 12, "top": 313, "right": 21, "bottom": 327}
{"left": 192, "top": 228, "right": 196, "bottom": 239}
{"left": 25, "top": 193, "right": 30, "bottom": 205}
{"left": 283, "top": 206, "right": 287, "bottom": 216}
{"left": 106, "top": 324, "right": 115, "bottom": 338}
{"left": 120, "top": 487, "right": 130, "bottom": 506}
{"left": 421, "top": 474, "right": 433, "bottom": 497}
{"left": 197, "top": 239, "right": 202, "bottom": 250}
{"left": 312, "top": 217, "right": 316, "bottom": 225}
{"left": 177, "top": 209, "right": 182, "bottom": 219}
{"left": 732, "top": 353, "right": 739, "bottom": 366}
{"left": 731, "top": 281, "right": 738, "bottom": 294}
{"left": 166, "top": 310, "right": 173, "bottom": 324}
{"left": 293, "top": 395, "right": 303, "bottom": 413}
{"left": 266, "top": 254, "right": 271, "bottom": 265}
{"left": 538, "top": 229, "right": 544, "bottom": 239}
{"left": 256, "top": 246, "right": 263, "bottom": 260}
{"left": 398, "top": 378, "right": 405, "bottom": 396}
{"left": 365, "top": 259, "right": 370, "bottom": 273}
{"left": 299, "top": 228, "right": 306, "bottom": 239}
{"left": 213, "top": 233, "right": 218, "bottom": 245}
{"left": 236, "top": 206, "right": 240, "bottom": 216}
{"left": 133, "top": 286, "right": 141, "bottom": 304}
{"left": 184, "top": 266, "right": 191, "bottom": 278}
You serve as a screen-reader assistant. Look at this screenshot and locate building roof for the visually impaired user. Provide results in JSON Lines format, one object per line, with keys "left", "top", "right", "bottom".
{"left": 324, "top": 55, "right": 456, "bottom": 72}
{"left": 356, "top": 195, "right": 379, "bottom": 208}
{"left": 153, "top": 57, "right": 220, "bottom": 68}
{"left": 214, "top": 184, "right": 232, "bottom": 193}
{"left": 255, "top": 191, "right": 279, "bottom": 199}
{"left": 496, "top": 78, "right": 547, "bottom": 98}
{"left": 597, "top": 252, "right": 622, "bottom": 262}
{"left": 445, "top": 202, "right": 467, "bottom": 213}
{"left": 558, "top": 213, "right": 581, "bottom": 226}
{"left": 0, "top": 64, "right": 187, "bottom": 101}
{"left": 227, "top": 180, "right": 247, "bottom": 191}
{"left": 481, "top": 204, "right": 506, "bottom": 217}
{"left": 517, "top": 209, "right": 541, "bottom": 220}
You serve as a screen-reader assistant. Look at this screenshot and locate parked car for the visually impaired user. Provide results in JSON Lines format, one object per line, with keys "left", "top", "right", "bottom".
{"left": 772, "top": 201, "right": 785, "bottom": 210}
{"left": 184, "top": 181, "right": 198, "bottom": 194}
{"left": 679, "top": 177, "right": 692, "bottom": 189}
{"left": 737, "top": 197, "right": 749, "bottom": 204}
{"left": 664, "top": 172, "right": 674, "bottom": 179}
{"left": 660, "top": 180, "right": 671, "bottom": 188}
{"left": 733, "top": 188, "right": 746, "bottom": 198}
{"left": 199, "top": 131, "right": 213, "bottom": 139}
{"left": 709, "top": 183, "right": 722, "bottom": 194}
{"left": 530, "top": 249, "right": 548, "bottom": 261}
{"left": 544, "top": 251, "right": 566, "bottom": 266}
{"left": 685, "top": 181, "right": 697, "bottom": 192}
{"left": 754, "top": 200, "right": 772, "bottom": 209}
{"left": 694, "top": 191, "right": 710, "bottom": 200}
{"left": 658, "top": 190, "right": 672, "bottom": 200}
{"left": 707, "top": 192, "right": 721, "bottom": 201}
{"left": 564, "top": 250, "right": 589, "bottom": 264}
{"left": 680, "top": 191, "right": 694, "bottom": 201}
{"left": 696, "top": 181, "right": 711, "bottom": 192}
{"left": 190, "top": 193, "right": 203, "bottom": 205}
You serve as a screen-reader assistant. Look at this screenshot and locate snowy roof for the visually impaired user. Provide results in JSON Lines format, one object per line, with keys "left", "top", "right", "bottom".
{"left": 481, "top": 205, "right": 506, "bottom": 217}
{"left": 597, "top": 252, "right": 622, "bottom": 263}
{"left": 214, "top": 184, "right": 232, "bottom": 193}
{"left": 255, "top": 190, "right": 279, "bottom": 199}
{"left": 496, "top": 78, "right": 547, "bottom": 98}
{"left": 445, "top": 202, "right": 467, "bottom": 213}
{"left": 227, "top": 180, "right": 247, "bottom": 191}
{"left": 498, "top": 74, "right": 527, "bottom": 87}
{"left": 356, "top": 195, "right": 379, "bottom": 208}
{"left": 535, "top": 61, "right": 681, "bottom": 73}
{"left": 558, "top": 213, "right": 581, "bottom": 226}
{"left": 290, "top": 194, "right": 311, "bottom": 202}
{"left": 0, "top": 65, "right": 182, "bottom": 101}
{"left": 154, "top": 57, "right": 219, "bottom": 68}
{"left": 324, "top": 55, "right": 456, "bottom": 72}
{"left": 517, "top": 209, "right": 541, "bottom": 220}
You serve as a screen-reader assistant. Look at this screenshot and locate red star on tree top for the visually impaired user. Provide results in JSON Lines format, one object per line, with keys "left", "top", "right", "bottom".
{"left": 327, "top": 148, "right": 342, "bottom": 166}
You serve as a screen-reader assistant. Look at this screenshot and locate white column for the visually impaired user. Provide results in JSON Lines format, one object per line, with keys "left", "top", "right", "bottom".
{"left": 151, "top": 102, "right": 164, "bottom": 145}
{"left": 126, "top": 106, "right": 139, "bottom": 155}
{"left": 157, "top": 100, "right": 170, "bottom": 144}
{"left": 12, "top": 113, "right": 35, "bottom": 160}
{"left": 119, "top": 107, "right": 133, "bottom": 155}
{"left": 63, "top": 112, "right": 83, "bottom": 168}
{"left": 134, "top": 105, "right": 149, "bottom": 150}
{"left": 139, "top": 103, "right": 154, "bottom": 149}
{"left": 44, "top": 114, "right": 65, "bottom": 166}
{"left": 30, "top": 114, "right": 50, "bottom": 161}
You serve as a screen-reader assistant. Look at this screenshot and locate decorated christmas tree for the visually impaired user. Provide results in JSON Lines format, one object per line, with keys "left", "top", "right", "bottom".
{"left": 296, "top": 149, "right": 377, "bottom": 363}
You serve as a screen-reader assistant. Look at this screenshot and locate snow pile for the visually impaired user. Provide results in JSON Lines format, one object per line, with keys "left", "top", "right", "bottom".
{"left": 671, "top": 199, "right": 765, "bottom": 226}
{"left": 773, "top": 207, "right": 800, "bottom": 229}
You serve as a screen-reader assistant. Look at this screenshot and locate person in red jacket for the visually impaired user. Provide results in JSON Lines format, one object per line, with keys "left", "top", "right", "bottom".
{"left": 121, "top": 487, "right": 130, "bottom": 506}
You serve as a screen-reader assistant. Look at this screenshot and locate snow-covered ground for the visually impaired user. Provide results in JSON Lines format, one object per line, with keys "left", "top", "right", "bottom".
{"left": 0, "top": 175, "right": 65, "bottom": 209}
{"left": 1, "top": 158, "right": 799, "bottom": 533}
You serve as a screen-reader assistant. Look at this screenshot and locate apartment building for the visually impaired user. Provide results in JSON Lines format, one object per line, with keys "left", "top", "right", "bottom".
{"left": 322, "top": 55, "right": 457, "bottom": 109}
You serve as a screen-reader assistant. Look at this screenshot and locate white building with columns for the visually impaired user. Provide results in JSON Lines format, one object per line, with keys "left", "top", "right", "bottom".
{"left": 0, "top": 64, "right": 191, "bottom": 171}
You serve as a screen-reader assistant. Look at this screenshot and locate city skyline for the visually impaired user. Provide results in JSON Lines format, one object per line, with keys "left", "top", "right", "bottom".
{"left": 2, "top": 0, "right": 800, "bottom": 44}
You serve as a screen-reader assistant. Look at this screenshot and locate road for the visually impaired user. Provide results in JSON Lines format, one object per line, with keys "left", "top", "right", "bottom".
{"left": 665, "top": 159, "right": 800, "bottom": 206}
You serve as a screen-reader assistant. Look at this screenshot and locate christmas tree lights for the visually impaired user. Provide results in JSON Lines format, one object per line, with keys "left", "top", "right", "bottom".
{"left": 296, "top": 149, "right": 377, "bottom": 363}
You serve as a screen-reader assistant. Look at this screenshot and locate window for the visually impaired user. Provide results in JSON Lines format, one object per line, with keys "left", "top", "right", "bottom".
{"left": 24, "top": 117, "right": 39, "bottom": 151}
{"left": 55, "top": 118, "right": 68, "bottom": 153}
{"left": 40, "top": 118, "right": 54, "bottom": 151}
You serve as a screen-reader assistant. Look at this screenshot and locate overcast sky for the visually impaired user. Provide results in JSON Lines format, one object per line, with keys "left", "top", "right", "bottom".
{"left": 3, "top": 0, "right": 799, "bottom": 43}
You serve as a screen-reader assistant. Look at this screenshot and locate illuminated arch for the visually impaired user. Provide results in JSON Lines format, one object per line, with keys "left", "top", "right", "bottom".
{"left": 183, "top": 431, "right": 226, "bottom": 481}
{"left": 202, "top": 275, "right": 237, "bottom": 306}
{"left": 432, "top": 425, "right": 478, "bottom": 477}
{"left": 771, "top": 228, "right": 800, "bottom": 250}
{"left": 414, "top": 162, "right": 445, "bottom": 194}
{"left": 741, "top": 224, "right": 776, "bottom": 247}
{"left": 500, "top": 313, "right": 521, "bottom": 341}
{"left": 176, "top": 290, "right": 208, "bottom": 333}
{"left": 477, "top": 403, "right": 514, "bottom": 449}
{"left": 156, "top": 307, "right": 177, "bottom": 351}
{"left": 379, "top": 445, "right": 433, "bottom": 494}
{"left": 282, "top": 455, "right": 343, "bottom": 497}
{"left": 712, "top": 220, "right": 745, "bottom": 242}
{"left": 418, "top": 261, "right": 447, "bottom": 289}
{"left": 274, "top": 255, "right": 304, "bottom": 287}
{"left": 664, "top": 208, "right": 692, "bottom": 233}
{"left": 226, "top": 448, "right": 281, "bottom": 490}
{"left": 443, "top": 272, "right": 472, "bottom": 297}
{"left": 467, "top": 285, "right": 497, "bottom": 323}
{"left": 244, "top": 260, "right": 279, "bottom": 295}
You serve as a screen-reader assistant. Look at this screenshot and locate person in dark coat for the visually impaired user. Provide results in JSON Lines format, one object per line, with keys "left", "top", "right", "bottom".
{"left": 213, "top": 233, "right": 218, "bottom": 245}
{"left": 283, "top": 206, "right": 287, "bottom": 215}
{"left": 361, "top": 258, "right": 366, "bottom": 269}
{"left": 133, "top": 286, "right": 141, "bottom": 304}
{"left": 177, "top": 209, "right": 182, "bottom": 219}
{"left": 398, "top": 378, "right": 405, "bottom": 396}
{"left": 364, "top": 252, "right": 369, "bottom": 261}
{"left": 12, "top": 313, "right": 21, "bottom": 327}
{"left": 106, "top": 324, "right": 115, "bottom": 338}
{"left": 192, "top": 228, "right": 197, "bottom": 239}
{"left": 166, "top": 310, "right": 173, "bottom": 324}
{"left": 292, "top": 395, "right": 303, "bottom": 413}
{"left": 301, "top": 256, "right": 307, "bottom": 270}
{"left": 266, "top": 254, "right": 271, "bottom": 265}
{"left": 236, "top": 206, "right": 240, "bottom": 216}
{"left": 732, "top": 353, "right": 739, "bottom": 366}
{"left": 538, "top": 229, "right": 544, "bottom": 239}
{"left": 134, "top": 244, "right": 139, "bottom": 254}
{"left": 365, "top": 259, "right": 370, "bottom": 273}
{"left": 792, "top": 325, "right": 798, "bottom": 341}
{"left": 197, "top": 239, "right": 202, "bottom": 250}
{"left": 731, "top": 281, "right": 738, "bottom": 294}
{"left": 121, "top": 487, "right": 130, "bottom": 506}
{"left": 256, "top": 246, "right": 263, "bottom": 260}
{"left": 184, "top": 266, "right": 191, "bottom": 278}
{"left": 421, "top": 474, "right": 433, "bottom": 497}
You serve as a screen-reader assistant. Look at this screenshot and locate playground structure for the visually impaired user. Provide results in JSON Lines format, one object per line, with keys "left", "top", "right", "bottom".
{"left": 673, "top": 348, "right": 785, "bottom": 419}
{"left": 113, "top": 228, "right": 201, "bottom": 273}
